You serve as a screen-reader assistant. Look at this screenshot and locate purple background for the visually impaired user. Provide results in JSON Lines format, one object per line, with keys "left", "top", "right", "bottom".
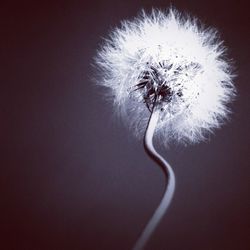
{"left": 1, "top": 1, "right": 250, "bottom": 249}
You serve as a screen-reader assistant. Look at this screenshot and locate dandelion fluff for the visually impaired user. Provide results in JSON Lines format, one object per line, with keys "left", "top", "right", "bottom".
{"left": 94, "top": 7, "right": 236, "bottom": 250}
{"left": 95, "top": 8, "right": 235, "bottom": 145}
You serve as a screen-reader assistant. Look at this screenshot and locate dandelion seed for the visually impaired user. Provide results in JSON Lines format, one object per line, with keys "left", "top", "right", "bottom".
{"left": 94, "top": 7, "right": 236, "bottom": 250}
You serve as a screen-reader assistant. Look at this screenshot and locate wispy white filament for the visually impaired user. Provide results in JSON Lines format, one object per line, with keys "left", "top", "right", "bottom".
{"left": 95, "top": 8, "right": 235, "bottom": 145}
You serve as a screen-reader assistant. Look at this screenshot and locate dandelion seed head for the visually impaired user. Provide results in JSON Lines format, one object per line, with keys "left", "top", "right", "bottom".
{"left": 94, "top": 8, "right": 236, "bottom": 145}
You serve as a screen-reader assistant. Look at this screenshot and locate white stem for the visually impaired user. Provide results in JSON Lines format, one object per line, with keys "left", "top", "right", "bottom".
{"left": 133, "top": 107, "right": 176, "bottom": 250}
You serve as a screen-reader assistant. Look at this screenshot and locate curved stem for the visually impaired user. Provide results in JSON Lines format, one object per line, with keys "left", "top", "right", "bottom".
{"left": 133, "top": 107, "right": 176, "bottom": 250}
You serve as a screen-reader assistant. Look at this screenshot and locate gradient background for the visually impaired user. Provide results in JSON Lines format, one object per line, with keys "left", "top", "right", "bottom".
{"left": 1, "top": 1, "right": 250, "bottom": 249}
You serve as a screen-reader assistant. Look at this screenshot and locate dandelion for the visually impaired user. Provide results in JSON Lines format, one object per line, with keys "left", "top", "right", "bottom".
{"left": 94, "top": 7, "right": 235, "bottom": 250}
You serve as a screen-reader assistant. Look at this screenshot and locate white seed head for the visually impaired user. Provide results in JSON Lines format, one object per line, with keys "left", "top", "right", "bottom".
{"left": 94, "top": 8, "right": 236, "bottom": 145}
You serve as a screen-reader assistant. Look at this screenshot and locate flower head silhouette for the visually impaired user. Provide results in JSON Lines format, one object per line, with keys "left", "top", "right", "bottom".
{"left": 95, "top": 8, "right": 235, "bottom": 145}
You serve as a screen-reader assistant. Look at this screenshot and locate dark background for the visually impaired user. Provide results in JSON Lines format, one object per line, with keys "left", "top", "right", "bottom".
{"left": 1, "top": 1, "right": 250, "bottom": 249}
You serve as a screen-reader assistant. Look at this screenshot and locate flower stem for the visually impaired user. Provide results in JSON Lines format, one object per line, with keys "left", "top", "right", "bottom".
{"left": 133, "top": 105, "right": 176, "bottom": 250}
